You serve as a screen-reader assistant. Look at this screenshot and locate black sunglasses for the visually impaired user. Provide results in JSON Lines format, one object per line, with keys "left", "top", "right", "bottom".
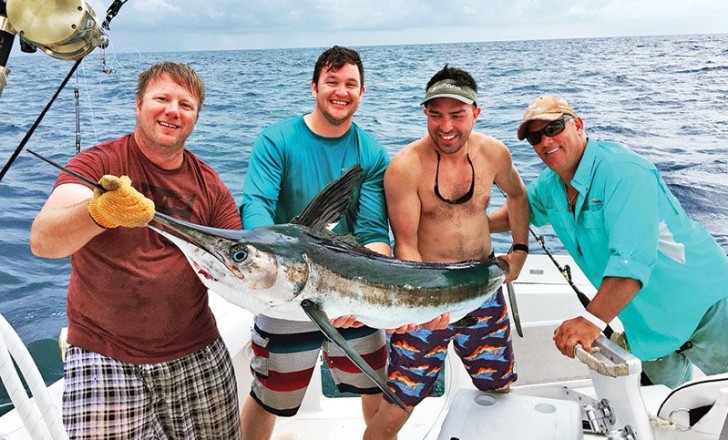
{"left": 526, "top": 117, "right": 572, "bottom": 146}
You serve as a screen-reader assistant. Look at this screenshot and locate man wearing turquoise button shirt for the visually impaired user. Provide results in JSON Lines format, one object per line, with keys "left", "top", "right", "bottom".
{"left": 490, "top": 95, "right": 728, "bottom": 387}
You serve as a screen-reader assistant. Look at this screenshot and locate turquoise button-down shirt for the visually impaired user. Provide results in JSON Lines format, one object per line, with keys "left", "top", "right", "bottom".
{"left": 528, "top": 139, "right": 728, "bottom": 360}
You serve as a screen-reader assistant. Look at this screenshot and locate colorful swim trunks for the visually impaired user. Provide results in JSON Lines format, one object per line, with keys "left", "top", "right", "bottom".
{"left": 385, "top": 287, "right": 516, "bottom": 407}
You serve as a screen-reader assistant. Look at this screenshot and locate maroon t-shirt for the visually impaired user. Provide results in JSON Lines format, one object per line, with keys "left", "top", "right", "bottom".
{"left": 55, "top": 134, "right": 242, "bottom": 363}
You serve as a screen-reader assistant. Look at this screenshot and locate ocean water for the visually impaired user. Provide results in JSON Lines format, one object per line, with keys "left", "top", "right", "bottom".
{"left": 0, "top": 34, "right": 726, "bottom": 411}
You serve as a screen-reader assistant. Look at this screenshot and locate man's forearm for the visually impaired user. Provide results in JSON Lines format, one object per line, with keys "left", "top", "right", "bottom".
{"left": 30, "top": 200, "right": 103, "bottom": 258}
{"left": 586, "top": 277, "right": 642, "bottom": 323}
{"left": 507, "top": 194, "right": 530, "bottom": 244}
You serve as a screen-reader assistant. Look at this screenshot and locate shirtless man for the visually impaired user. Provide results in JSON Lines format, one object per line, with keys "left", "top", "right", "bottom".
{"left": 363, "top": 65, "right": 530, "bottom": 440}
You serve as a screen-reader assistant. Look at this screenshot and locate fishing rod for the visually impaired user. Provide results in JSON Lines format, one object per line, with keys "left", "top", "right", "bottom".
{"left": 529, "top": 229, "right": 614, "bottom": 339}
{"left": 0, "top": 59, "right": 83, "bottom": 183}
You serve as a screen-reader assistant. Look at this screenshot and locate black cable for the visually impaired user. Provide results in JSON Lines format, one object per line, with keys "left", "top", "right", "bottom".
{"left": 529, "top": 231, "right": 614, "bottom": 339}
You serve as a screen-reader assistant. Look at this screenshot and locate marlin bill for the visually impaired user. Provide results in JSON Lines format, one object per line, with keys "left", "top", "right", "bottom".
{"left": 150, "top": 165, "right": 509, "bottom": 329}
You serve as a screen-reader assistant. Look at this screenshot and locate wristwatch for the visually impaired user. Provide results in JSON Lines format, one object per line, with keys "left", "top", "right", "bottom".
{"left": 510, "top": 243, "right": 529, "bottom": 254}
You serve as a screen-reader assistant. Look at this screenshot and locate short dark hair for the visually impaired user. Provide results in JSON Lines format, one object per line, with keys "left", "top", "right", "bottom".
{"left": 312, "top": 45, "right": 364, "bottom": 87}
{"left": 426, "top": 64, "right": 477, "bottom": 93}
{"left": 137, "top": 62, "right": 205, "bottom": 110}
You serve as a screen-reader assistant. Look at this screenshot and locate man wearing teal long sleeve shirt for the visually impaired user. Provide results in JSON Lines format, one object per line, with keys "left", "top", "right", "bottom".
{"left": 238, "top": 46, "right": 391, "bottom": 440}
{"left": 490, "top": 95, "right": 728, "bottom": 387}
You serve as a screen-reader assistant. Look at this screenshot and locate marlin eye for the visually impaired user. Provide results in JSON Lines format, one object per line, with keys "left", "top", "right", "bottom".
{"left": 231, "top": 246, "right": 249, "bottom": 263}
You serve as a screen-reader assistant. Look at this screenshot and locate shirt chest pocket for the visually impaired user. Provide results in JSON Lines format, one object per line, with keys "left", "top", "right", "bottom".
{"left": 581, "top": 207, "right": 605, "bottom": 230}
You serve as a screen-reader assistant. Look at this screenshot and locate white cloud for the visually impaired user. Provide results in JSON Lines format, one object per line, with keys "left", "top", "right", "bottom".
{"left": 82, "top": 0, "right": 728, "bottom": 52}
{"left": 129, "top": 0, "right": 181, "bottom": 25}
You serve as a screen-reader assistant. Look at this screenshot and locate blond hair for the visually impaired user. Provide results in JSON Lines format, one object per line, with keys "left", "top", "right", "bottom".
{"left": 137, "top": 62, "right": 205, "bottom": 109}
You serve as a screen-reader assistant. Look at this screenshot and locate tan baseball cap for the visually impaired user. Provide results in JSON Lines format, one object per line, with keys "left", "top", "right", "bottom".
{"left": 517, "top": 96, "right": 576, "bottom": 140}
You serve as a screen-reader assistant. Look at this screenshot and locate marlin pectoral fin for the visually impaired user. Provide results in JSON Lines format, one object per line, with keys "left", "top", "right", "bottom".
{"left": 300, "top": 299, "right": 410, "bottom": 413}
{"left": 291, "top": 164, "right": 363, "bottom": 231}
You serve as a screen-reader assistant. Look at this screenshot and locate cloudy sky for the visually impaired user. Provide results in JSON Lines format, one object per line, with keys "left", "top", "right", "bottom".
{"left": 7, "top": 0, "right": 725, "bottom": 54}
{"left": 74, "top": 0, "right": 726, "bottom": 53}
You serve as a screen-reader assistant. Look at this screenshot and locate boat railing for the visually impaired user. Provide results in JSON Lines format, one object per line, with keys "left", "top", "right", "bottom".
{"left": 0, "top": 313, "right": 67, "bottom": 440}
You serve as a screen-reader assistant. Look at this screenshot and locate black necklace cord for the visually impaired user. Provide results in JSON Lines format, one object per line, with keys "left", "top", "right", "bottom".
{"left": 434, "top": 151, "right": 475, "bottom": 205}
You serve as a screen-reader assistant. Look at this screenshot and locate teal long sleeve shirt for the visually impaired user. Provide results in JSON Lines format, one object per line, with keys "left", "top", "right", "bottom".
{"left": 528, "top": 139, "right": 728, "bottom": 360}
{"left": 240, "top": 115, "right": 391, "bottom": 247}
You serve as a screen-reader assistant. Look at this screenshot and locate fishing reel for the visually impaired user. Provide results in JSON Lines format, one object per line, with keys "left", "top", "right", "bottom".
{"left": 0, "top": 0, "right": 108, "bottom": 95}
{"left": 6, "top": 0, "right": 107, "bottom": 60}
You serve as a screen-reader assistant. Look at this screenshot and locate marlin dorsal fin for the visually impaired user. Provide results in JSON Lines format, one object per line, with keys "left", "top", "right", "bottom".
{"left": 290, "top": 164, "right": 363, "bottom": 231}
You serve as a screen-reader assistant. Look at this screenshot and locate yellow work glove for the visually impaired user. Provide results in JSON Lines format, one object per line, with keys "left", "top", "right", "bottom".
{"left": 87, "top": 175, "right": 155, "bottom": 229}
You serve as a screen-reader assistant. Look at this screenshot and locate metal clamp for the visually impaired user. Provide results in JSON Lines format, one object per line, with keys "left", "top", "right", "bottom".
{"left": 585, "top": 398, "right": 616, "bottom": 433}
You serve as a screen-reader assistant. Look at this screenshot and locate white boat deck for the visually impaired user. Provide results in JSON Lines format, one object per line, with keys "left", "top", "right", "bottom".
{"left": 1, "top": 255, "right": 726, "bottom": 439}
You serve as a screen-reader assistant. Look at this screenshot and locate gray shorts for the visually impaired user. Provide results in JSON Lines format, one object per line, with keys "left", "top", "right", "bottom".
{"left": 642, "top": 297, "right": 728, "bottom": 388}
{"left": 62, "top": 338, "right": 240, "bottom": 439}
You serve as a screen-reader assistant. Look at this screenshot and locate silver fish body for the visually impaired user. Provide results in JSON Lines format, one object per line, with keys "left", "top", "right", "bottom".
{"left": 152, "top": 214, "right": 507, "bottom": 328}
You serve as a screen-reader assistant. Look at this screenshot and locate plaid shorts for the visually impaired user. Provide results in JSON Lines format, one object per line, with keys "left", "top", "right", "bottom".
{"left": 248, "top": 316, "right": 387, "bottom": 416}
{"left": 62, "top": 337, "right": 240, "bottom": 439}
{"left": 386, "top": 287, "right": 517, "bottom": 407}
